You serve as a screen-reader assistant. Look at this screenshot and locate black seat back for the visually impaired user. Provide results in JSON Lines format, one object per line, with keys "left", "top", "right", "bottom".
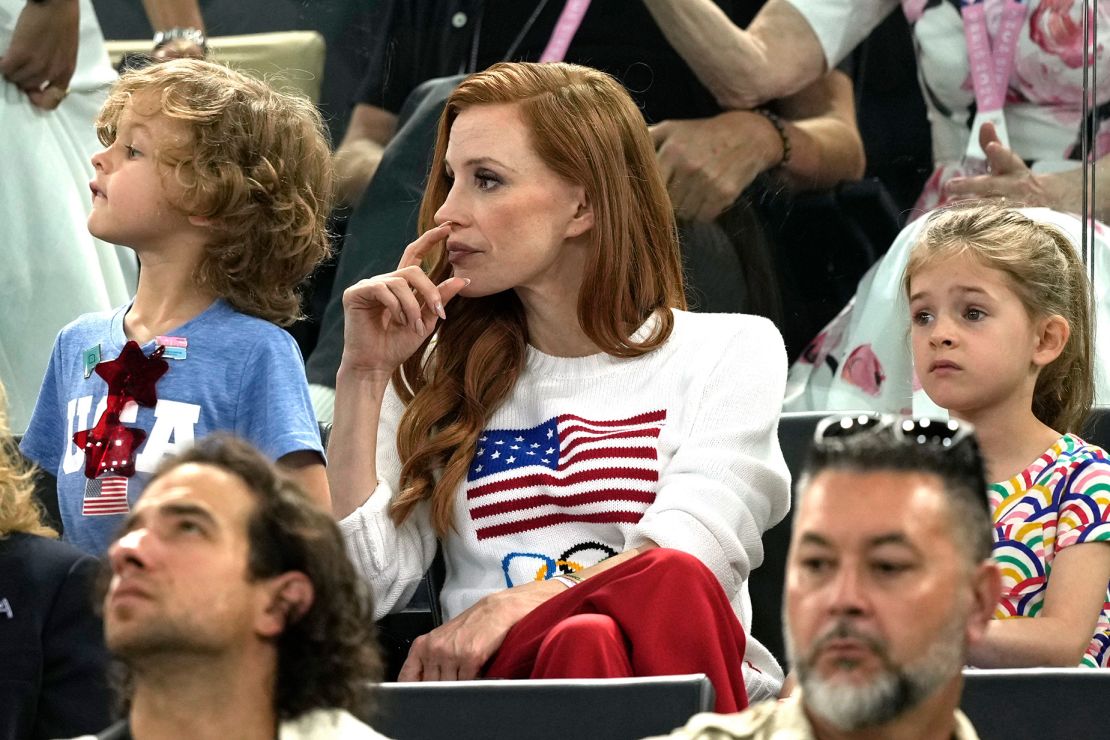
{"left": 748, "top": 411, "right": 850, "bottom": 670}
{"left": 961, "top": 668, "right": 1109, "bottom": 738}
{"left": 366, "top": 674, "right": 714, "bottom": 740}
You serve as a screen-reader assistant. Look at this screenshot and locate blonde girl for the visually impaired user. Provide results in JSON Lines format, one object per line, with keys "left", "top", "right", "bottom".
{"left": 905, "top": 203, "right": 1110, "bottom": 667}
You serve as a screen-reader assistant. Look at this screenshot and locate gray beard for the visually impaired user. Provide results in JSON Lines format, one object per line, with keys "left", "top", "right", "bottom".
{"left": 787, "top": 613, "right": 966, "bottom": 732}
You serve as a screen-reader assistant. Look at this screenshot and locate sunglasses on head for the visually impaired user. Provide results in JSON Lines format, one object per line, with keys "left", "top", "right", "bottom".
{"left": 813, "top": 413, "right": 975, "bottom": 450}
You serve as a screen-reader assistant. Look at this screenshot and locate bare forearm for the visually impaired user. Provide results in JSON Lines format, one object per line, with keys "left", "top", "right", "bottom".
{"left": 772, "top": 72, "right": 865, "bottom": 190}
{"left": 564, "top": 542, "right": 658, "bottom": 582}
{"left": 642, "top": 0, "right": 826, "bottom": 108}
{"left": 278, "top": 457, "right": 331, "bottom": 510}
{"left": 780, "top": 117, "right": 865, "bottom": 190}
{"left": 327, "top": 365, "right": 390, "bottom": 519}
{"left": 334, "top": 138, "right": 386, "bottom": 207}
{"left": 967, "top": 617, "right": 1092, "bottom": 667}
{"left": 140, "top": 0, "right": 204, "bottom": 30}
{"left": 1039, "top": 164, "right": 1110, "bottom": 223}
{"left": 333, "top": 105, "right": 398, "bottom": 207}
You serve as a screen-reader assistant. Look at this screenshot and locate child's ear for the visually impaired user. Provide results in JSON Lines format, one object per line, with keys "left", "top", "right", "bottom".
{"left": 1032, "top": 314, "right": 1070, "bottom": 368}
{"left": 188, "top": 214, "right": 214, "bottom": 228}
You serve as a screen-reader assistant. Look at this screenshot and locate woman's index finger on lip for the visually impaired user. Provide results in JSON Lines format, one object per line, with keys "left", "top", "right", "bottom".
{"left": 398, "top": 222, "right": 453, "bottom": 269}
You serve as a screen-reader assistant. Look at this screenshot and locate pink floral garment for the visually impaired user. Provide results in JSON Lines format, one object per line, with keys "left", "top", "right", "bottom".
{"left": 783, "top": 0, "right": 1110, "bottom": 413}
{"left": 909, "top": 0, "right": 1110, "bottom": 211}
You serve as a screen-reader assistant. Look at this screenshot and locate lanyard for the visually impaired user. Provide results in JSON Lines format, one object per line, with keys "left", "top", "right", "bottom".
{"left": 539, "top": 0, "right": 592, "bottom": 62}
{"left": 960, "top": 0, "right": 1029, "bottom": 159}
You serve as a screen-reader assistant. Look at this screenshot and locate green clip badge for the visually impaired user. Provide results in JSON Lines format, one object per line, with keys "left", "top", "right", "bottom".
{"left": 82, "top": 344, "right": 102, "bottom": 379}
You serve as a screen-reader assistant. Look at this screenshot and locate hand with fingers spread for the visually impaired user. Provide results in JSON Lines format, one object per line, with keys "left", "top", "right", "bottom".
{"left": 650, "top": 111, "right": 782, "bottom": 223}
{"left": 340, "top": 223, "right": 469, "bottom": 377}
{"left": 0, "top": 0, "right": 79, "bottom": 110}
{"left": 398, "top": 579, "right": 562, "bottom": 682}
{"left": 944, "top": 122, "right": 1069, "bottom": 211}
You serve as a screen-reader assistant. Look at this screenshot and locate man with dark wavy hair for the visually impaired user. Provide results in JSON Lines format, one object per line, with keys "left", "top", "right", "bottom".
{"left": 80, "top": 435, "right": 386, "bottom": 739}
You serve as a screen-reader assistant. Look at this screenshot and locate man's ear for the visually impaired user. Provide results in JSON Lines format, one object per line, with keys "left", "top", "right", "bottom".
{"left": 1032, "top": 314, "right": 1070, "bottom": 369}
{"left": 966, "top": 560, "right": 1002, "bottom": 645}
{"left": 564, "top": 186, "right": 594, "bottom": 240}
{"left": 256, "top": 571, "right": 315, "bottom": 638}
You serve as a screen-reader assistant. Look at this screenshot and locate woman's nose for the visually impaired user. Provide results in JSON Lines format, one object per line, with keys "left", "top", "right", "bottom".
{"left": 434, "top": 181, "right": 465, "bottom": 227}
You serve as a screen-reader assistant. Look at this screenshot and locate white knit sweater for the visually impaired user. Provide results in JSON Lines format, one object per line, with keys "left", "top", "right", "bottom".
{"left": 339, "top": 309, "right": 792, "bottom": 699}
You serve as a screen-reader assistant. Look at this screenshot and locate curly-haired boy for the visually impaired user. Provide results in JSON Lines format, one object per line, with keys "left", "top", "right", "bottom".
{"left": 21, "top": 60, "right": 333, "bottom": 554}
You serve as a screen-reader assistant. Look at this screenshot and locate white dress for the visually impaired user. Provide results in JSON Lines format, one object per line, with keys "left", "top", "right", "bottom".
{"left": 0, "top": 0, "right": 136, "bottom": 433}
{"left": 783, "top": 0, "right": 1110, "bottom": 414}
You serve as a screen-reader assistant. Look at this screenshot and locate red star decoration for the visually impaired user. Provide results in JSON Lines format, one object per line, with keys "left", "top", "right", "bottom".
{"left": 72, "top": 412, "right": 148, "bottom": 479}
{"left": 95, "top": 341, "right": 168, "bottom": 412}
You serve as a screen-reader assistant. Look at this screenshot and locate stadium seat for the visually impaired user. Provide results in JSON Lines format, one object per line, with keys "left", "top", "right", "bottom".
{"left": 961, "top": 668, "right": 1108, "bottom": 738}
{"left": 746, "top": 411, "right": 831, "bottom": 670}
{"left": 104, "top": 31, "right": 327, "bottom": 104}
{"left": 365, "top": 674, "right": 715, "bottom": 740}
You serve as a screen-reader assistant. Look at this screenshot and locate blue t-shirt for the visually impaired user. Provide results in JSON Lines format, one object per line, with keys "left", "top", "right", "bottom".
{"left": 20, "top": 300, "right": 323, "bottom": 555}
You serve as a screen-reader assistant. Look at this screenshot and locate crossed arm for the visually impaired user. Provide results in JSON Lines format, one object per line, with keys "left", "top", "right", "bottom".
{"left": 650, "top": 70, "right": 865, "bottom": 222}
{"left": 641, "top": 0, "right": 865, "bottom": 222}
{"left": 334, "top": 0, "right": 850, "bottom": 213}
{"left": 967, "top": 541, "right": 1110, "bottom": 667}
{"left": 641, "top": 0, "right": 829, "bottom": 109}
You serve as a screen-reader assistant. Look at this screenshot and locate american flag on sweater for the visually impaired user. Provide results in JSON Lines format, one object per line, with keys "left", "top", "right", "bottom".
{"left": 466, "top": 410, "right": 666, "bottom": 540}
{"left": 82, "top": 476, "right": 130, "bottom": 516}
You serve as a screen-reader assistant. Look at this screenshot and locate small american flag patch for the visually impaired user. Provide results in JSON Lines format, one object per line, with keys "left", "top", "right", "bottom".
{"left": 82, "top": 476, "right": 130, "bottom": 516}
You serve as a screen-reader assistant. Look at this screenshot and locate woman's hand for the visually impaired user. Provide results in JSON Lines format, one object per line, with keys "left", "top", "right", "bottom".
{"left": 944, "top": 122, "right": 1070, "bottom": 210}
{"left": 340, "top": 222, "right": 468, "bottom": 378}
{"left": 0, "top": 0, "right": 79, "bottom": 110}
{"left": 398, "top": 579, "right": 565, "bottom": 681}
{"left": 396, "top": 545, "right": 657, "bottom": 681}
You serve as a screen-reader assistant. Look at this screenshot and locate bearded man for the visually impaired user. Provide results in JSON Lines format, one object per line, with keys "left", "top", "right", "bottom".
{"left": 653, "top": 415, "right": 1002, "bottom": 740}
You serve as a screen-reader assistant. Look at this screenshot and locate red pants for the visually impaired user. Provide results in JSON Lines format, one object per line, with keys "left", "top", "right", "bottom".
{"left": 483, "top": 548, "right": 749, "bottom": 713}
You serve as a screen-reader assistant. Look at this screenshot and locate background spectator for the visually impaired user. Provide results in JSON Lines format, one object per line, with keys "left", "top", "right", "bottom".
{"left": 307, "top": 0, "right": 872, "bottom": 422}
{"left": 651, "top": 414, "right": 1002, "bottom": 739}
{"left": 642, "top": 0, "right": 1110, "bottom": 411}
{"left": 0, "top": 379, "right": 111, "bottom": 739}
{"left": 1, "top": 0, "right": 136, "bottom": 435}
{"left": 0, "top": 0, "right": 207, "bottom": 436}
{"left": 89, "top": 435, "right": 385, "bottom": 739}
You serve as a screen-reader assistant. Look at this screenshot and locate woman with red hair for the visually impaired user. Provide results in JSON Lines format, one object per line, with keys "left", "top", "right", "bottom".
{"left": 328, "top": 62, "right": 791, "bottom": 708}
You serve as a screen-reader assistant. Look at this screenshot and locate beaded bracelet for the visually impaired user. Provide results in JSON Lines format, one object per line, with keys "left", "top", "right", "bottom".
{"left": 756, "top": 108, "right": 792, "bottom": 168}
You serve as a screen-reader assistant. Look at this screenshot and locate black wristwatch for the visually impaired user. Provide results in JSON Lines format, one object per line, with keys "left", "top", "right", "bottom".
{"left": 152, "top": 27, "right": 208, "bottom": 54}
